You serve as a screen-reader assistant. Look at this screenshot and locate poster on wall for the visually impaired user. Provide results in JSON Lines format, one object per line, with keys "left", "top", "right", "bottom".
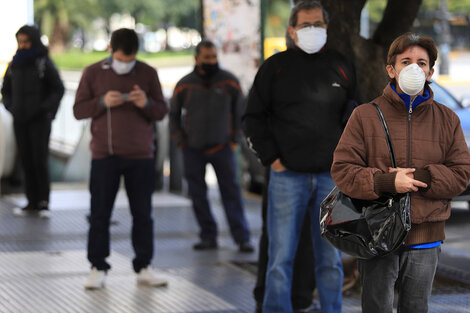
{"left": 203, "top": 0, "right": 261, "bottom": 93}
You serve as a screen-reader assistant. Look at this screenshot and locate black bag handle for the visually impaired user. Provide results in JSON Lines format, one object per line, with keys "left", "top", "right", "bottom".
{"left": 371, "top": 102, "right": 397, "bottom": 168}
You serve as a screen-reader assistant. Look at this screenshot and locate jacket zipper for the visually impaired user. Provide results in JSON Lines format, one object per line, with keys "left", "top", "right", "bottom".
{"left": 106, "top": 106, "right": 114, "bottom": 155}
{"left": 407, "top": 97, "right": 415, "bottom": 167}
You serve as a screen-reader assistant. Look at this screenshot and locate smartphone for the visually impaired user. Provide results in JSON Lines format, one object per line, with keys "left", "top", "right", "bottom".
{"left": 121, "top": 93, "right": 130, "bottom": 101}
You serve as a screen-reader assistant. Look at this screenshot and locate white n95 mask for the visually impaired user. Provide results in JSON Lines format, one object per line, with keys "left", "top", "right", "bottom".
{"left": 396, "top": 63, "right": 426, "bottom": 96}
{"left": 112, "top": 59, "right": 136, "bottom": 75}
{"left": 296, "top": 27, "right": 327, "bottom": 54}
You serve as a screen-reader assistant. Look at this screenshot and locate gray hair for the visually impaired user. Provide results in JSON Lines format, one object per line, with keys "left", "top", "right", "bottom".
{"left": 285, "top": 0, "right": 329, "bottom": 49}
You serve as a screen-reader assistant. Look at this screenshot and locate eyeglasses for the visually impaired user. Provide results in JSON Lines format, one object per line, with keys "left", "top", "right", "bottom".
{"left": 296, "top": 22, "right": 327, "bottom": 29}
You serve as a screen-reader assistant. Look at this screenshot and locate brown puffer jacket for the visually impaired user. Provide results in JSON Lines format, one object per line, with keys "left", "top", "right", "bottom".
{"left": 331, "top": 83, "right": 470, "bottom": 245}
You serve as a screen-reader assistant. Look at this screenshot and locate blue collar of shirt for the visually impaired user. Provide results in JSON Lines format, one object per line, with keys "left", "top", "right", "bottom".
{"left": 391, "top": 84, "right": 430, "bottom": 111}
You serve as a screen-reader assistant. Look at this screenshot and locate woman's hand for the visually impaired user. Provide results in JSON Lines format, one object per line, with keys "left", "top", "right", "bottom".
{"left": 389, "top": 167, "right": 427, "bottom": 193}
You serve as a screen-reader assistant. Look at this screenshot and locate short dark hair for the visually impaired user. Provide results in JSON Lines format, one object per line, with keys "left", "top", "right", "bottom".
{"left": 195, "top": 40, "right": 216, "bottom": 56}
{"left": 387, "top": 33, "right": 438, "bottom": 69}
{"left": 110, "top": 28, "right": 139, "bottom": 55}
{"left": 16, "top": 25, "right": 48, "bottom": 56}
{"left": 286, "top": 1, "right": 329, "bottom": 49}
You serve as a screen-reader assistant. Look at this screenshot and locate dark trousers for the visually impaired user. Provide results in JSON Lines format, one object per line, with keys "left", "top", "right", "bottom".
{"left": 358, "top": 246, "right": 440, "bottom": 313}
{"left": 13, "top": 118, "right": 51, "bottom": 207}
{"left": 254, "top": 168, "right": 316, "bottom": 310}
{"left": 182, "top": 145, "right": 250, "bottom": 243}
{"left": 87, "top": 156, "right": 155, "bottom": 273}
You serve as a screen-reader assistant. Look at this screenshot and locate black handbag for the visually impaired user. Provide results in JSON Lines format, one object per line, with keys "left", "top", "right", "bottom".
{"left": 320, "top": 103, "right": 411, "bottom": 259}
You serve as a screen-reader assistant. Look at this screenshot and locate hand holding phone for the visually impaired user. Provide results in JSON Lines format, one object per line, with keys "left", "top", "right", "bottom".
{"left": 121, "top": 93, "right": 130, "bottom": 101}
{"left": 104, "top": 90, "right": 124, "bottom": 108}
{"left": 128, "top": 85, "right": 147, "bottom": 108}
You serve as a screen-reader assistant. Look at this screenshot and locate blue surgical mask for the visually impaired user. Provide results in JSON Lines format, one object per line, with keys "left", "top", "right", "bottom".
{"left": 111, "top": 58, "right": 136, "bottom": 75}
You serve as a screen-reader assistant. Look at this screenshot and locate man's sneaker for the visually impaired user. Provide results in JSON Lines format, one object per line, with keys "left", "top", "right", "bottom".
{"left": 38, "top": 209, "right": 50, "bottom": 219}
{"left": 37, "top": 201, "right": 50, "bottom": 219}
{"left": 12, "top": 205, "right": 37, "bottom": 217}
{"left": 136, "top": 267, "right": 168, "bottom": 287}
{"left": 84, "top": 268, "right": 106, "bottom": 289}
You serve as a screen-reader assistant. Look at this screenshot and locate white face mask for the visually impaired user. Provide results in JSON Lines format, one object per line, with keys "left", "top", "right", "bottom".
{"left": 395, "top": 63, "right": 426, "bottom": 96}
{"left": 112, "top": 58, "right": 136, "bottom": 75}
{"left": 295, "top": 27, "right": 327, "bottom": 54}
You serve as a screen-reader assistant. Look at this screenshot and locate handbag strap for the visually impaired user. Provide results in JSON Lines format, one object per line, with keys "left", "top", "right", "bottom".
{"left": 371, "top": 102, "right": 397, "bottom": 168}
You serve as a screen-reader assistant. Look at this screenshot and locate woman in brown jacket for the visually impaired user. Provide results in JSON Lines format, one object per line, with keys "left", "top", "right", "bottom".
{"left": 331, "top": 33, "right": 470, "bottom": 313}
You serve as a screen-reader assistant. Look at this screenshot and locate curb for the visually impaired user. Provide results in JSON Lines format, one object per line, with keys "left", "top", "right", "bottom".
{"left": 438, "top": 247, "right": 470, "bottom": 286}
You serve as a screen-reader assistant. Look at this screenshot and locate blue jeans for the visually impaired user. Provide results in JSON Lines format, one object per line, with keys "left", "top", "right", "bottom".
{"left": 263, "top": 170, "right": 343, "bottom": 313}
{"left": 358, "top": 246, "right": 440, "bottom": 313}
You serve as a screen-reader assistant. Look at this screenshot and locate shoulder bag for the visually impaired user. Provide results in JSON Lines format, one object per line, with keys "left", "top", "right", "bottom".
{"left": 320, "top": 102, "right": 411, "bottom": 259}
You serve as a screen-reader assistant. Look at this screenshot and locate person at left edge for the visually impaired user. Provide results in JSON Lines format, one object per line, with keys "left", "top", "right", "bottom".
{"left": 169, "top": 40, "right": 254, "bottom": 253}
{"left": 1, "top": 25, "right": 64, "bottom": 218}
{"left": 73, "top": 28, "right": 168, "bottom": 289}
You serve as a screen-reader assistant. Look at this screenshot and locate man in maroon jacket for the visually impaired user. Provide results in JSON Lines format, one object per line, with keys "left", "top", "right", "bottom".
{"left": 74, "top": 28, "right": 168, "bottom": 289}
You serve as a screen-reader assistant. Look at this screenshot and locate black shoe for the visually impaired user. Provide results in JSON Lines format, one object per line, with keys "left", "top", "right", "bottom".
{"left": 238, "top": 241, "right": 255, "bottom": 253}
{"left": 193, "top": 240, "right": 218, "bottom": 250}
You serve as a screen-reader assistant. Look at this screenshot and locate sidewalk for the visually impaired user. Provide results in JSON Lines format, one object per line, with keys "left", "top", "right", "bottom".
{"left": 0, "top": 185, "right": 469, "bottom": 312}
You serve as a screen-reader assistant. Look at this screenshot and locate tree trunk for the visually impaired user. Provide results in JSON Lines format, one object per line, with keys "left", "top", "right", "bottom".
{"left": 320, "top": 0, "right": 422, "bottom": 101}
{"left": 49, "top": 19, "right": 68, "bottom": 54}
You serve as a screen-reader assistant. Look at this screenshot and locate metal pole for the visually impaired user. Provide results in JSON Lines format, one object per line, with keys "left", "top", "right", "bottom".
{"left": 439, "top": 0, "right": 451, "bottom": 76}
{"left": 27, "top": 0, "right": 34, "bottom": 24}
{"left": 260, "top": 0, "right": 266, "bottom": 61}
{"left": 360, "top": 2, "right": 370, "bottom": 39}
{"left": 199, "top": 0, "right": 205, "bottom": 39}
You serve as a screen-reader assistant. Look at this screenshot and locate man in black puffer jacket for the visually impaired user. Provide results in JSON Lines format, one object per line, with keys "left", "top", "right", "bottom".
{"left": 1, "top": 25, "right": 64, "bottom": 218}
{"left": 170, "top": 40, "right": 253, "bottom": 253}
{"left": 243, "top": 1, "right": 361, "bottom": 313}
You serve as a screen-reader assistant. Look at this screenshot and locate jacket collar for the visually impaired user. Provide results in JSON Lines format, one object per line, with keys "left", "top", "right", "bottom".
{"left": 390, "top": 83, "right": 430, "bottom": 111}
{"left": 101, "top": 56, "right": 138, "bottom": 75}
{"left": 289, "top": 45, "right": 326, "bottom": 56}
{"left": 382, "top": 83, "right": 434, "bottom": 113}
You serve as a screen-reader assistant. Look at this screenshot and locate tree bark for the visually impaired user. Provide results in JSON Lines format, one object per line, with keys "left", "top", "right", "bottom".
{"left": 49, "top": 19, "right": 68, "bottom": 54}
{"left": 373, "top": 0, "right": 423, "bottom": 48}
{"left": 319, "top": 0, "right": 422, "bottom": 100}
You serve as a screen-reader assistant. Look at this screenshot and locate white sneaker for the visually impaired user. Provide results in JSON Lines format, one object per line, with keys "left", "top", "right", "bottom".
{"left": 12, "top": 207, "right": 27, "bottom": 217}
{"left": 136, "top": 267, "right": 168, "bottom": 287}
{"left": 84, "top": 268, "right": 106, "bottom": 289}
{"left": 38, "top": 210, "right": 50, "bottom": 219}
{"left": 12, "top": 206, "right": 50, "bottom": 218}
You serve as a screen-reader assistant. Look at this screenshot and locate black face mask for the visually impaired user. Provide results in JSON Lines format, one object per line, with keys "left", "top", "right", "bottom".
{"left": 201, "top": 62, "right": 219, "bottom": 77}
